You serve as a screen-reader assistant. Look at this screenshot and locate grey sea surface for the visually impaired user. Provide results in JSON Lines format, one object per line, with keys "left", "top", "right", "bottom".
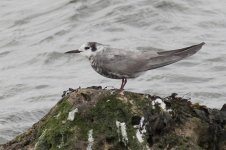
{"left": 0, "top": 0, "right": 226, "bottom": 144}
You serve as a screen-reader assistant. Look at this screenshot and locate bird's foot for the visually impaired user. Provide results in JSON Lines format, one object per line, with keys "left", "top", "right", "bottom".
{"left": 119, "top": 89, "right": 125, "bottom": 95}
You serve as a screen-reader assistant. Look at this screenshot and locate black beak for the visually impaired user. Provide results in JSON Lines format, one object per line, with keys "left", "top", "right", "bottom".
{"left": 65, "top": 50, "right": 81, "bottom": 54}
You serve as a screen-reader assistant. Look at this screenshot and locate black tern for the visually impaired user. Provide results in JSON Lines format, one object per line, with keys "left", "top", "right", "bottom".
{"left": 66, "top": 42, "right": 205, "bottom": 91}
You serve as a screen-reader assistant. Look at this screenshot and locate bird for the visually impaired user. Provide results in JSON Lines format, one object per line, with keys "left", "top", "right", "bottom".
{"left": 65, "top": 42, "right": 205, "bottom": 91}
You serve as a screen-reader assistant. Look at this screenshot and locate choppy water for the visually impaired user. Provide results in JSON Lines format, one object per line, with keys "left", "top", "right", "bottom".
{"left": 0, "top": 0, "right": 226, "bottom": 144}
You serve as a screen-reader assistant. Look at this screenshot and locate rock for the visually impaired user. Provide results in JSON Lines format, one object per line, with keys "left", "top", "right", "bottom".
{"left": 221, "top": 104, "right": 226, "bottom": 111}
{"left": 1, "top": 87, "right": 226, "bottom": 150}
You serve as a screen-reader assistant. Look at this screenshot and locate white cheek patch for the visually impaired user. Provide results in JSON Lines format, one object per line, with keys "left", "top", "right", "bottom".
{"left": 81, "top": 50, "right": 94, "bottom": 58}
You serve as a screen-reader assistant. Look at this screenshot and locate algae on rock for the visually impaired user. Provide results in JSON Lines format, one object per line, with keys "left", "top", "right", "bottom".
{"left": 1, "top": 87, "right": 226, "bottom": 150}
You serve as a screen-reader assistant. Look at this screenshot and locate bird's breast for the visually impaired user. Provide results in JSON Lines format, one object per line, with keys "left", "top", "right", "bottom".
{"left": 89, "top": 56, "right": 129, "bottom": 79}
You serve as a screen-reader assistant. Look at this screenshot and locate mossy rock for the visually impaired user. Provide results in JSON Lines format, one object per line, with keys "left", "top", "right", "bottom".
{"left": 1, "top": 87, "right": 226, "bottom": 150}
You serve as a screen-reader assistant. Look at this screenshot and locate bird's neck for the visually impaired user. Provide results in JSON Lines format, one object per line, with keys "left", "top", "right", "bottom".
{"left": 89, "top": 56, "right": 95, "bottom": 63}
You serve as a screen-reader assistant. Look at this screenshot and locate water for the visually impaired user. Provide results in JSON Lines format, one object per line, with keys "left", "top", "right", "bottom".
{"left": 0, "top": 0, "right": 226, "bottom": 144}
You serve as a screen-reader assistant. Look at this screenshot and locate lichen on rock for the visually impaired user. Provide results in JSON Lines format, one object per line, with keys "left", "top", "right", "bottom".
{"left": 1, "top": 87, "right": 226, "bottom": 150}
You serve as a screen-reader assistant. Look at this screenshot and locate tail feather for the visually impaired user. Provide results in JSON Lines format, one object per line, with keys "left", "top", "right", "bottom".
{"left": 157, "top": 42, "right": 205, "bottom": 56}
{"left": 143, "top": 42, "right": 205, "bottom": 71}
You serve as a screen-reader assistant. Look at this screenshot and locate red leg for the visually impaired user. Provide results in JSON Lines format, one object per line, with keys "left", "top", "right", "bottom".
{"left": 120, "top": 78, "right": 127, "bottom": 91}
{"left": 123, "top": 78, "right": 127, "bottom": 87}
{"left": 120, "top": 78, "right": 125, "bottom": 90}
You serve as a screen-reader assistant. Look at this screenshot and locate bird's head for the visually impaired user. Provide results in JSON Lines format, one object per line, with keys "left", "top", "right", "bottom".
{"left": 65, "top": 42, "right": 105, "bottom": 58}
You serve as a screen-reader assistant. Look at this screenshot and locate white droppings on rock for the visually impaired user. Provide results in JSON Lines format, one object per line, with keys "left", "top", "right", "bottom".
{"left": 110, "top": 90, "right": 115, "bottom": 95}
{"left": 146, "top": 144, "right": 151, "bottom": 150}
{"left": 39, "top": 129, "right": 46, "bottom": 139}
{"left": 56, "top": 112, "right": 61, "bottom": 118}
{"left": 116, "top": 121, "right": 120, "bottom": 135}
{"left": 116, "top": 121, "right": 128, "bottom": 146}
{"left": 67, "top": 108, "right": 78, "bottom": 121}
{"left": 167, "top": 108, "right": 172, "bottom": 113}
{"left": 121, "top": 122, "right": 128, "bottom": 145}
{"left": 133, "top": 125, "right": 139, "bottom": 128}
{"left": 87, "top": 129, "right": 94, "bottom": 150}
{"left": 135, "top": 117, "right": 146, "bottom": 143}
{"left": 151, "top": 100, "right": 156, "bottom": 109}
{"left": 34, "top": 129, "right": 47, "bottom": 149}
{"left": 140, "top": 116, "right": 145, "bottom": 127}
{"left": 152, "top": 98, "right": 166, "bottom": 110}
{"left": 136, "top": 130, "right": 144, "bottom": 143}
{"left": 54, "top": 112, "right": 61, "bottom": 119}
{"left": 155, "top": 98, "right": 166, "bottom": 110}
{"left": 57, "top": 134, "right": 64, "bottom": 149}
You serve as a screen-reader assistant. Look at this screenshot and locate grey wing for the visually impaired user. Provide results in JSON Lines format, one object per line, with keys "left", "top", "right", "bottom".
{"left": 95, "top": 42, "right": 204, "bottom": 78}
{"left": 95, "top": 48, "right": 153, "bottom": 78}
{"left": 157, "top": 42, "right": 205, "bottom": 56}
{"left": 141, "top": 42, "right": 205, "bottom": 71}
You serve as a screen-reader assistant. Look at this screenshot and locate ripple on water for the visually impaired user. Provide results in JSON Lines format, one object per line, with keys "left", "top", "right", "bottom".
{"left": 198, "top": 20, "right": 226, "bottom": 29}
{"left": 153, "top": 0, "right": 189, "bottom": 12}
{"left": 0, "top": 109, "right": 48, "bottom": 141}
{"left": 0, "top": 51, "right": 11, "bottom": 58}
{"left": 166, "top": 75, "right": 213, "bottom": 83}
{"left": 35, "top": 84, "right": 49, "bottom": 89}
{"left": 172, "top": 61, "right": 199, "bottom": 67}
{"left": 205, "top": 57, "right": 225, "bottom": 63}
{"left": 0, "top": 84, "right": 29, "bottom": 100}
{"left": 0, "top": 137, "right": 7, "bottom": 144}
{"left": 210, "top": 66, "right": 226, "bottom": 72}
{"left": 193, "top": 92, "right": 223, "bottom": 99}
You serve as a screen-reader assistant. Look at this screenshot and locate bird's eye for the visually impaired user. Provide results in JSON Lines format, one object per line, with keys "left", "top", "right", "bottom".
{"left": 84, "top": 47, "right": 90, "bottom": 50}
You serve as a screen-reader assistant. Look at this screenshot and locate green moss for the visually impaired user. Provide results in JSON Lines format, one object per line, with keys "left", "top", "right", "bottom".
{"left": 124, "top": 92, "right": 153, "bottom": 116}
{"left": 35, "top": 93, "right": 149, "bottom": 149}
{"left": 155, "top": 133, "right": 202, "bottom": 150}
{"left": 89, "top": 94, "right": 147, "bottom": 149}
{"left": 2, "top": 89, "right": 226, "bottom": 150}
{"left": 14, "top": 129, "right": 32, "bottom": 143}
{"left": 66, "top": 93, "right": 148, "bottom": 149}
{"left": 35, "top": 98, "right": 75, "bottom": 150}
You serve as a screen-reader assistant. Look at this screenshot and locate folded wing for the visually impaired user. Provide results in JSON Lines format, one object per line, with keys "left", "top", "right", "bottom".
{"left": 142, "top": 42, "right": 205, "bottom": 71}
{"left": 95, "top": 42, "right": 205, "bottom": 78}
